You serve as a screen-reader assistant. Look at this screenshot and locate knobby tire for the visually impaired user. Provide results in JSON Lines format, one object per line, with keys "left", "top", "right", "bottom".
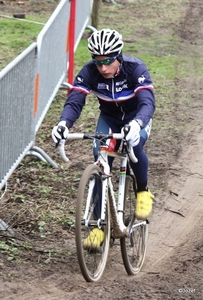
{"left": 120, "top": 175, "right": 148, "bottom": 275}
{"left": 75, "top": 164, "right": 110, "bottom": 282}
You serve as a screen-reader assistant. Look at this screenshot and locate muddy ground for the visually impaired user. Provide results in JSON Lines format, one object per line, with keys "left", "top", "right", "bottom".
{"left": 0, "top": 0, "right": 203, "bottom": 299}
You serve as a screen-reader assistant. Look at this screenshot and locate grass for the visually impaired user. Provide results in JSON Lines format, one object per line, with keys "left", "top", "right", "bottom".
{"left": 0, "top": 18, "right": 42, "bottom": 68}
{"left": 0, "top": 5, "right": 57, "bottom": 69}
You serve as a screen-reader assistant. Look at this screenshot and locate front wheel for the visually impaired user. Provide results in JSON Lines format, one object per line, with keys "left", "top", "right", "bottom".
{"left": 75, "top": 164, "right": 110, "bottom": 282}
{"left": 120, "top": 175, "right": 148, "bottom": 275}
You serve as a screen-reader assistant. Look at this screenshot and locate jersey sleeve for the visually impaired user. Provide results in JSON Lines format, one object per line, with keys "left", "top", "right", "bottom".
{"left": 132, "top": 63, "right": 155, "bottom": 126}
{"left": 60, "top": 66, "right": 92, "bottom": 128}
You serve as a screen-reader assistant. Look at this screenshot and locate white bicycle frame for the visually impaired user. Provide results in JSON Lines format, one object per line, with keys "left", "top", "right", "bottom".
{"left": 96, "top": 145, "right": 129, "bottom": 233}
{"left": 57, "top": 133, "right": 145, "bottom": 237}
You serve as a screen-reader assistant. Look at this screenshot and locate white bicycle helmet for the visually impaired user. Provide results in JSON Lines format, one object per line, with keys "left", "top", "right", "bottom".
{"left": 88, "top": 29, "right": 124, "bottom": 56}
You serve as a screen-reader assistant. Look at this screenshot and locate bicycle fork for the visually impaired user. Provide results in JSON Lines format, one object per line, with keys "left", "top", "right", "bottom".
{"left": 105, "top": 156, "right": 130, "bottom": 238}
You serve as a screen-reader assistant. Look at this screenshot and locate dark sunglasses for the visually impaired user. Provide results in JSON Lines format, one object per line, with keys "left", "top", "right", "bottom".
{"left": 93, "top": 53, "right": 119, "bottom": 66}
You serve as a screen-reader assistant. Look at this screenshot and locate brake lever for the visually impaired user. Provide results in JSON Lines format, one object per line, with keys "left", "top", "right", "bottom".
{"left": 123, "top": 124, "right": 130, "bottom": 136}
{"left": 122, "top": 124, "right": 130, "bottom": 152}
{"left": 53, "top": 139, "right": 60, "bottom": 152}
{"left": 53, "top": 125, "right": 65, "bottom": 152}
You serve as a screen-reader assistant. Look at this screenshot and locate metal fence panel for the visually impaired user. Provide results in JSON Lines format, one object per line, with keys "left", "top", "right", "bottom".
{"left": 0, "top": 43, "right": 37, "bottom": 190}
{"left": 35, "top": 0, "right": 70, "bottom": 133}
{"left": 0, "top": 0, "right": 93, "bottom": 191}
{"left": 74, "top": 0, "right": 93, "bottom": 51}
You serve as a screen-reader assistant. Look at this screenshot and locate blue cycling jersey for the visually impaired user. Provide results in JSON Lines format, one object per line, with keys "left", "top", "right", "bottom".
{"left": 60, "top": 54, "right": 155, "bottom": 128}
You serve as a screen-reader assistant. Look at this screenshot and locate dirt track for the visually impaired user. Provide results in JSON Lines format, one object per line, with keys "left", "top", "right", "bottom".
{"left": 1, "top": 0, "right": 203, "bottom": 299}
{"left": 2, "top": 128, "right": 203, "bottom": 300}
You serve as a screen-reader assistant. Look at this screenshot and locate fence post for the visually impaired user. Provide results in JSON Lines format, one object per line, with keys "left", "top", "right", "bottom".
{"left": 68, "top": 0, "right": 76, "bottom": 85}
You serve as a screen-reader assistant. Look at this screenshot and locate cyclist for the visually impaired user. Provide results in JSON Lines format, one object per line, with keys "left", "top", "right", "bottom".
{"left": 52, "top": 28, "right": 155, "bottom": 249}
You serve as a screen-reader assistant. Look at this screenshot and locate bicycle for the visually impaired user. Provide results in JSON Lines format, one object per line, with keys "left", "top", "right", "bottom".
{"left": 56, "top": 125, "right": 148, "bottom": 282}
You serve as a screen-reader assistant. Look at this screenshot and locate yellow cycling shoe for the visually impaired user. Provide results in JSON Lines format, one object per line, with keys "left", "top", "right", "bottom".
{"left": 136, "top": 190, "right": 154, "bottom": 220}
{"left": 83, "top": 228, "right": 104, "bottom": 250}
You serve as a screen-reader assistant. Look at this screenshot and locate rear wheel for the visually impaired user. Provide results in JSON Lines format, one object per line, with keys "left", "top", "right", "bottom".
{"left": 120, "top": 175, "right": 148, "bottom": 275}
{"left": 75, "top": 164, "right": 110, "bottom": 282}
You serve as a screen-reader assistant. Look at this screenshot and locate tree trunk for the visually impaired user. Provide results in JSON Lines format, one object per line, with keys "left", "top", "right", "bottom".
{"left": 91, "top": 0, "right": 101, "bottom": 29}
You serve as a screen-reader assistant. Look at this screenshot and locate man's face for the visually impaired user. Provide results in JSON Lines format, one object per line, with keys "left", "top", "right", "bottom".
{"left": 93, "top": 55, "right": 120, "bottom": 79}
